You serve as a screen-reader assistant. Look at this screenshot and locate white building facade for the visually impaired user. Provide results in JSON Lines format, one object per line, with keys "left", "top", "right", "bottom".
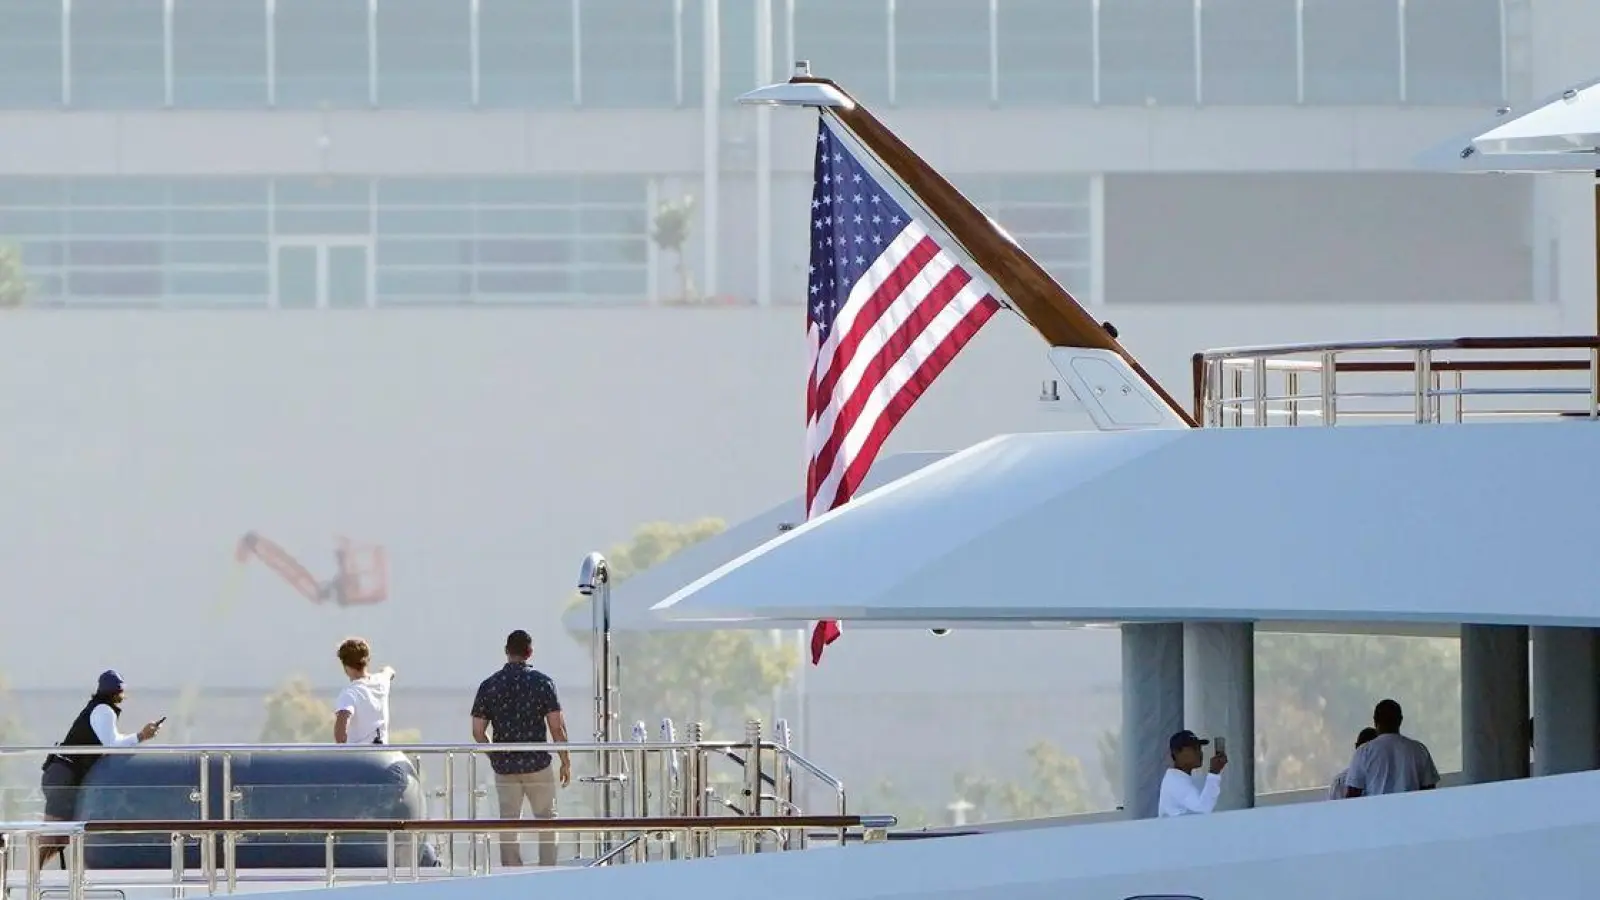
{"left": 0, "top": 0, "right": 1592, "bottom": 322}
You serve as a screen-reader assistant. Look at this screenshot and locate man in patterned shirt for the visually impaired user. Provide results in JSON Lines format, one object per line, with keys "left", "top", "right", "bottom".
{"left": 470, "top": 629, "right": 571, "bottom": 867}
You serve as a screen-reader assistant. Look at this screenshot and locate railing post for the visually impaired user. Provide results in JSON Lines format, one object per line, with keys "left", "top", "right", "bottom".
{"left": 686, "top": 721, "right": 707, "bottom": 858}
{"left": 1589, "top": 347, "right": 1598, "bottom": 419}
{"left": 26, "top": 832, "right": 43, "bottom": 900}
{"left": 1252, "top": 357, "right": 1268, "bottom": 427}
{"left": 1320, "top": 350, "right": 1338, "bottom": 426}
{"left": 774, "top": 718, "right": 802, "bottom": 850}
{"left": 465, "top": 751, "right": 480, "bottom": 874}
{"left": 658, "top": 717, "right": 679, "bottom": 860}
{"left": 222, "top": 751, "right": 238, "bottom": 893}
{"left": 197, "top": 751, "right": 215, "bottom": 894}
{"left": 742, "top": 720, "right": 764, "bottom": 853}
{"left": 1414, "top": 348, "right": 1433, "bottom": 424}
{"left": 66, "top": 831, "right": 84, "bottom": 900}
{"left": 630, "top": 721, "right": 649, "bottom": 863}
{"left": 442, "top": 749, "right": 456, "bottom": 874}
{"left": 1230, "top": 365, "right": 1244, "bottom": 426}
{"left": 1286, "top": 370, "right": 1300, "bottom": 426}
{"left": 169, "top": 832, "right": 184, "bottom": 898}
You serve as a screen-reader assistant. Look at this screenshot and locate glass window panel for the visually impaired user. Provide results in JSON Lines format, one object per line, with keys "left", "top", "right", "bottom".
{"left": 472, "top": 177, "right": 578, "bottom": 204}
{"left": 479, "top": 0, "right": 575, "bottom": 107}
{"left": 990, "top": 204, "right": 1089, "bottom": 234}
{"left": 0, "top": 0, "right": 63, "bottom": 107}
{"left": 274, "top": 0, "right": 369, "bottom": 108}
{"left": 1303, "top": 0, "right": 1399, "bottom": 104}
{"left": 1019, "top": 234, "right": 1090, "bottom": 262}
{"left": 173, "top": 0, "right": 268, "bottom": 107}
{"left": 894, "top": 0, "right": 990, "bottom": 107}
{"left": 19, "top": 241, "right": 64, "bottom": 267}
{"left": 575, "top": 237, "right": 647, "bottom": 265}
{"left": 67, "top": 269, "right": 163, "bottom": 298}
{"left": 995, "top": 0, "right": 1092, "bottom": 105}
{"left": 475, "top": 268, "right": 571, "bottom": 295}
{"left": 685, "top": 0, "right": 764, "bottom": 106}
{"left": 28, "top": 273, "right": 65, "bottom": 299}
{"left": 577, "top": 206, "right": 647, "bottom": 234}
{"left": 793, "top": 0, "right": 889, "bottom": 104}
{"left": 1200, "top": 0, "right": 1297, "bottom": 104}
{"left": 579, "top": 0, "right": 677, "bottom": 107}
{"left": 0, "top": 209, "right": 64, "bottom": 235}
{"left": 375, "top": 238, "right": 472, "bottom": 266}
{"left": 375, "top": 267, "right": 472, "bottom": 300}
{"left": 376, "top": 178, "right": 478, "bottom": 206}
{"left": 0, "top": 178, "right": 65, "bottom": 205}
{"left": 1099, "top": 0, "right": 1194, "bottom": 106}
{"left": 169, "top": 178, "right": 270, "bottom": 206}
{"left": 66, "top": 210, "right": 169, "bottom": 236}
{"left": 66, "top": 240, "right": 163, "bottom": 266}
{"left": 68, "top": 179, "right": 170, "bottom": 206}
{"left": 164, "top": 239, "right": 268, "bottom": 265}
{"left": 168, "top": 209, "right": 270, "bottom": 236}
{"left": 476, "top": 238, "right": 570, "bottom": 265}
{"left": 272, "top": 209, "right": 369, "bottom": 235}
{"left": 475, "top": 207, "right": 575, "bottom": 235}
{"left": 375, "top": 209, "right": 475, "bottom": 236}
{"left": 274, "top": 177, "right": 370, "bottom": 207}
{"left": 576, "top": 265, "right": 646, "bottom": 296}
{"left": 1405, "top": 0, "right": 1501, "bottom": 105}
{"left": 69, "top": 0, "right": 163, "bottom": 108}
{"left": 577, "top": 175, "right": 648, "bottom": 204}
{"left": 983, "top": 172, "right": 1090, "bottom": 204}
{"left": 375, "top": 0, "right": 470, "bottom": 107}
{"left": 166, "top": 269, "right": 269, "bottom": 296}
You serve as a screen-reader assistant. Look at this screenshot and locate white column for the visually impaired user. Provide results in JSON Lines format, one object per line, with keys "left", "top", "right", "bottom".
{"left": 1531, "top": 626, "right": 1599, "bottom": 776}
{"left": 754, "top": 0, "right": 773, "bottom": 307}
{"left": 1121, "top": 623, "right": 1185, "bottom": 820}
{"left": 1461, "top": 624, "right": 1530, "bottom": 784}
{"left": 1184, "top": 621, "right": 1255, "bottom": 811}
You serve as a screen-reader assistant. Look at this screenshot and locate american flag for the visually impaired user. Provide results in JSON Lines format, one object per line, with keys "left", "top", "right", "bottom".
{"left": 804, "top": 120, "right": 1002, "bottom": 664}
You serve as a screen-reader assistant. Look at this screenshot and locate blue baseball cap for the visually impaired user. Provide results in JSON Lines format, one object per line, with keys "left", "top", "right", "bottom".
{"left": 1169, "top": 730, "right": 1209, "bottom": 753}
{"left": 97, "top": 670, "right": 125, "bottom": 695}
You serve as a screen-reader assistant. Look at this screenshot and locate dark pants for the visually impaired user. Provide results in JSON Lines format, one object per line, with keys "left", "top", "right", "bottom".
{"left": 40, "top": 759, "right": 80, "bottom": 820}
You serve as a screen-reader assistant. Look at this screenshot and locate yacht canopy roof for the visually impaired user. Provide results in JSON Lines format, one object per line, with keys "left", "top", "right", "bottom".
{"left": 560, "top": 451, "right": 949, "bottom": 633}
{"left": 653, "top": 423, "right": 1600, "bottom": 628}
{"left": 1417, "top": 76, "right": 1600, "bottom": 172}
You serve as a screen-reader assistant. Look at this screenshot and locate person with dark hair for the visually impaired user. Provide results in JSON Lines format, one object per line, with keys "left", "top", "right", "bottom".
{"left": 1328, "top": 727, "right": 1380, "bottom": 799}
{"left": 1157, "top": 729, "right": 1228, "bottom": 817}
{"left": 1344, "top": 699, "right": 1439, "bottom": 798}
{"left": 470, "top": 629, "right": 570, "bottom": 866}
{"left": 38, "top": 671, "right": 162, "bottom": 867}
{"left": 332, "top": 637, "right": 395, "bottom": 745}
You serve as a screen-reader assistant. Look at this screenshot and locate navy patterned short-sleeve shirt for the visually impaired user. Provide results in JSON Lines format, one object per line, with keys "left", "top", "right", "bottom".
{"left": 470, "top": 663, "right": 562, "bottom": 774}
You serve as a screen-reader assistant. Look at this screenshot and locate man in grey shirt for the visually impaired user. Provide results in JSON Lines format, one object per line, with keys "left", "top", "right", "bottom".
{"left": 1345, "top": 699, "right": 1440, "bottom": 798}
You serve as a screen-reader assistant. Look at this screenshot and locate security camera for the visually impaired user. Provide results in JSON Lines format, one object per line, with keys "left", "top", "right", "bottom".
{"left": 930, "top": 628, "right": 951, "bottom": 637}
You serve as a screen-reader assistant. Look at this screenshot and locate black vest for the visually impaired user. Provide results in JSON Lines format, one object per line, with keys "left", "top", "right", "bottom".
{"left": 48, "top": 695, "right": 120, "bottom": 777}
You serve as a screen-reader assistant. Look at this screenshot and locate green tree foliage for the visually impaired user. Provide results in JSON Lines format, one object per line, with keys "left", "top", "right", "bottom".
{"left": 855, "top": 777, "right": 935, "bottom": 830}
{"left": 0, "top": 244, "right": 28, "bottom": 308}
{"left": 566, "top": 520, "right": 799, "bottom": 738}
{"left": 259, "top": 677, "right": 422, "bottom": 744}
{"left": 260, "top": 677, "right": 332, "bottom": 743}
{"left": 651, "top": 195, "right": 698, "bottom": 304}
{"left": 1095, "top": 633, "right": 1461, "bottom": 799}
{"left": 953, "top": 741, "right": 1098, "bottom": 821}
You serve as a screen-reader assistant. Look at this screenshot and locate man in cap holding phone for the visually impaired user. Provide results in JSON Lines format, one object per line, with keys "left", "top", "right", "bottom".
{"left": 37, "top": 670, "right": 164, "bottom": 867}
{"left": 1158, "top": 729, "right": 1229, "bottom": 817}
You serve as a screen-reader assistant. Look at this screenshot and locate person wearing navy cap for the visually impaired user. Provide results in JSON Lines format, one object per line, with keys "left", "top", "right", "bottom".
{"left": 36, "top": 670, "right": 163, "bottom": 867}
{"left": 1157, "top": 729, "right": 1228, "bottom": 817}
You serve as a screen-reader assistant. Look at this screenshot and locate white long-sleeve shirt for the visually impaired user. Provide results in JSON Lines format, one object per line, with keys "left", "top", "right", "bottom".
{"left": 1158, "top": 767, "right": 1222, "bottom": 817}
{"left": 89, "top": 704, "right": 141, "bottom": 748}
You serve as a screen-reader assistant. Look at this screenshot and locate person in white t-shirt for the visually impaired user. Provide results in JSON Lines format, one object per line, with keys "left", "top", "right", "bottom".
{"left": 1328, "top": 727, "right": 1379, "bottom": 799}
{"left": 332, "top": 637, "right": 395, "bottom": 745}
{"left": 1344, "top": 698, "right": 1439, "bottom": 798}
{"left": 1158, "top": 729, "right": 1229, "bottom": 817}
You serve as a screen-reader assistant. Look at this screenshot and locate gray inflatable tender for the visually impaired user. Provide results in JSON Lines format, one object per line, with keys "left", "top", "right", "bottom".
{"left": 75, "top": 751, "right": 440, "bottom": 869}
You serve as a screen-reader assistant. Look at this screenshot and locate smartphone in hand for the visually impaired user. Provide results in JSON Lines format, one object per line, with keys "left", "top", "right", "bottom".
{"left": 1214, "top": 736, "right": 1226, "bottom": 755}
{"left": 154, "top": 717, "right": 167, "bottom": 727}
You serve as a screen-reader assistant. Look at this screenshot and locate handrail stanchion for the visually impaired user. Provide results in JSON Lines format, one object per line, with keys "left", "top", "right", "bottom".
{"left": 1286, "top": 369, "right": 1300, "bottom": 426}
{"left": 465, "top": 750, "right": 480, "bottom": 875}
{"left": 1455, "top": 369, "right": 1465, "bottom": 423}
{"left": 168, "top": 832, "right": 184, "bottom": 899}
{"left": 1320, "top": 350, "right": 1337, "bottom": 426}
{"left": 659, "top": 718, "right": 680, "bottom": 860}
{"left": 742, "top": 720, "right": 763, "bottom": 854}
{"left": 1230, "top": 364, "right": 1244, "bottom": 426}
{"left": 1252, "top": 357, "right": 1268, "bottom": 426}
{"left": 442, "top": 750, "right": 455, "bottom": 874}
{"left": 385, "top": 830, "right": 397, "bottom": 883}
{"left": 774, "top": 718, "right": 800, "bottom": 850}
{"left": 1414, "top": 348, "right": 1432, "bottom": 423}
{"left": 26, "top": 831, "right": 43, "bottom": 900}
{"left": 323, "top": 833, "right": 336, "bottom": 887}
{"left": 66, "top": 830, "right": 84, "bottom": 900}
{"left": 197, "top": 751, "right": 215, "bottom": 895}
{"left": 579, "top": 551, "right": 617, "bottom": 861}
{"left": 1590, "top": 347, "right": 1598, "bottom": 419}
{"left": 631, "top": 721, "right": 649, "bottom": 863}
{"left": 686, "top": 721, "right": 706, "bottom": 858}
{"left": 221, "top": 751, "right": 237, "bottom": 893}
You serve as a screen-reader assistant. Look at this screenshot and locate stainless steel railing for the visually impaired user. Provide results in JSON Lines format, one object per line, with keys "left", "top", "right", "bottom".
{"left": 1193, "top": 336, "right": 1600, "bottom": 427}
{"left": 0, "top": 813, "right": 895, "bottom": 900}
